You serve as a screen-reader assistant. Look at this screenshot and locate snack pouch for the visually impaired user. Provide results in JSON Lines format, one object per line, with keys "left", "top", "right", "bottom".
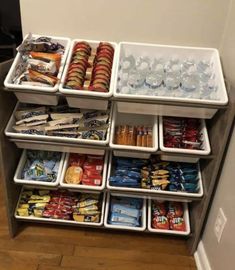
{"left": 65, "top": 166, "right": 83, "bottom": 184}
{"left": 167, "top": 202, "right": 184, "bottom": 218}
{"left": 109, "top": 212, "right": 140, "bottom": 227}
{"left": 152, "top": 201, "right": 167, "bottom": 217}
{"left": 111, "top": 197, "right": 143, "bottom": 209}
{"left": 169, "top": 217, "right": 186, "bottom": 231}
{"left": 152, "top": 216, "right": 169, "bottom": 230}
{"left": 111, "top": 203, "right": 141, "bottom": 219}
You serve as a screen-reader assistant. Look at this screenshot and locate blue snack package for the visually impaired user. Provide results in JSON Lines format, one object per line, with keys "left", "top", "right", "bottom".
{"left": 115, "top": 157, "right": 147, "bottom": 168}
{"left": 22, "top": 150, "right": 61, "bottom": 182}
{"left": 109, "top": 176, "right": 141, "bottom": 187}
{"left": 111, "top": 196, "right": 143, "bottom": 209}
{"left": 109, "top": 212, "right": 140, "bottom": 227}
{"left": 111, "top": 203, "right": 141, "bottom": 219}
{"left": 115, "top": 169, "right": 141, "bottom": 179}
{"left": 182, "top": 183, "right": 199, "bottom": 193}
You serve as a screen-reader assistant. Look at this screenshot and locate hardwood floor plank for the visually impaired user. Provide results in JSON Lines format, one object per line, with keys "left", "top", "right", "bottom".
{"left": 15, "top": 225, "right": 190, "bottom": 257}
{"left": 0, "top": 262, "right": 37, "bottom": 270}
{"left": 61, "top": 256, "right": 193, "bottom": 270}
{"left": 0, "top": 239, "right": 74, "bottom": 255}
{"left": 72, "top": 246, "right": 194, "bottom": 267}
{"left": 0, "top": 250, "right": 61, "bottom": 266}
{"left": 74, "top": 233, "right": 189, "bottom": 255}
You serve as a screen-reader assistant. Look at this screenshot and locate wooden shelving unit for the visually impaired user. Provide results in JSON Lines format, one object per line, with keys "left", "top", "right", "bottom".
{"left": 0, "top": 59, "right": 235, "bottom": 255}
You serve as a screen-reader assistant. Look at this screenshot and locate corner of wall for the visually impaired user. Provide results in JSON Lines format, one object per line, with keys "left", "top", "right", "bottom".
{"left": 194, "top": 241, "right": 212, "bottom": 270}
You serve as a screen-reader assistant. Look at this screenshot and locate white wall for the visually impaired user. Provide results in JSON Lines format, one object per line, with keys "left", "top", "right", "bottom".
{"left": 200, "top": 1, "right": 235, "bottom": 269}
{"left": 20, "top": 0, "right": 230, "bottom": 47}
{"left": 219, "top": 0, "right": 235, "bottom": 86}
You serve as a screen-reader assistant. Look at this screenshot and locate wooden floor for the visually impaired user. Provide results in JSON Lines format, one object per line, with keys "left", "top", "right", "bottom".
{"left": 0, "top": 189, "right": 196, "bottom": 270}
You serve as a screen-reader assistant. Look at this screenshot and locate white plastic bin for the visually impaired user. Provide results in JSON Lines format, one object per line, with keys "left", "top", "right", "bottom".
{"left": 59, "top": 39, "right": 118, "bottom": 110}
{"left": 147, "top": 199, "right": 190, "bottom": 235}
{"left": 114, "top": 42, "right": 228, "bottom": 118}
{"left": 5, "top": 102, "right": 112, "bottom": 146}
{"left": 104, "top": 192, "right": 146, "bottom": 231}
{"left": 11, "top": 139, "right": 105, "bottom": 156}
{"left": 4, "top": 34, "right": 71, "bottom": 105}
{"left": 109, "top": 105, "right": 158, "bottom": 158}
{"left": 14, "top": 149, "right": 65, "bottom": 187}
{"left": 106, "top": 153, "right": 203, "bottom": 199}
{"left": 15, "top": 187, "right": 106, "bottom": 227}
{"left": 159, "top": 116, "right": 211, "bottom": 159}
{"left": 60, "top": 151, "right": 108, "bottom": 191}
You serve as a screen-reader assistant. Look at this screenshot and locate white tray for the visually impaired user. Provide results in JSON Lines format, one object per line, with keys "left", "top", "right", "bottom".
{"left": 109, "top": 105, "right": 158, "bottom": 158}
{"left": 59, "top": 39, "right": 118, "bottom": 110}
{"left": 147, "top": 199, "right": 190, "bottom": 235}
{"left": 15, "top": 187, "right": 106, "bottom": 227}
{"left": 4, "top": 34, "right": 71, "bottom": 93}
{"left": 159, "top": 116, "right": 211, "bottom": 157}
{"left": 106, "top": 153, "right": 203, "bottom": 198}
{"left": 5, "top": 102, "right": 112, "bottom": 146}
{"left": 14, "top": 149, "right": 65, "bottom": 187}
{"left": 104, "top": 192, "right": 146, "bottom": 231}
{"left": 60, "top": 151, "right": 109, "bottom": 191}
{"left": 114, "top": 42, "right": 228, "bottom": 106}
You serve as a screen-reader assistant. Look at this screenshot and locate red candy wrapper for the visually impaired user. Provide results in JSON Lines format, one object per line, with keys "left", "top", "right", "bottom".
{"left": 83, "top": 159, "right": 103, "bottom": 173}
{"left": 45, "top": 203, "right": 73, "bottom": 213}
{"left": 50, "top": 196, "right": 76, "bottom": 206}
{"left": 169, "top": 217, "right": 186, "bottom": 231}
{"left": 152, "top": 201, "right": 167, "bottom": 217}
{"left": 43, "top": 209, "right": 71, "bottom": 220}
{"left": 152, "top": 216, "right": 169, "bottom": 230}
{"left": 167, "top": 202, "right": 184, "bottom": 219}
{"left": 82, "top": 174, "right": 102, "bottom": 186}
{"left": 69, "top": 153, "right": 86, "bottom": 167}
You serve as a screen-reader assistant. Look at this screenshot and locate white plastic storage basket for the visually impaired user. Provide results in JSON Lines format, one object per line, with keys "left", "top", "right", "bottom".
{"left": 148, "top": 199, "right": 190, "bottom": 235}
{"left": 114, "top": 42, "right": 228, "bottom": 118}
{"left": 4, "top": 34, "right": 71, "bottom": 105}
{"left": 159, "top": 116, "right": 211, "bottom": 158}
{"left": 109, "top": 105, "right": 158, "bottom": 158}
{"left": 15, "top": 187, "right": 106, "bottom": 227}
{"left": 59, "top": 39, "right": 118, "bottom": 110}
{"left": 14, "top": 149, "right": 65, "bottom": 187}
{"left": 106, "top": 153, "right": 203, "bottom": 199}
{"left": 114, "top": 42, "right": 228, "bottom": 105}
{"left": 10, "top": 139, "right": 106, "bottom": 156}
{"left": 60, "top": 151, "right": 108, "bottom": 191}
{"left": 104, "top": 192, "right": 146, "bottom": 231}
{"left": 5, "top": 102, "right": 112, "bottom": 146}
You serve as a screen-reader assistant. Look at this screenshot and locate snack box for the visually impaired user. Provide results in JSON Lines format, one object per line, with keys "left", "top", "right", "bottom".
{"left": 4, "top": 34, "right": 71, "bottom": 105}
{"left": 106, "top": 153, "right": 203, "bottom": 199}
{"left": 159, "top": 116, "right": 211, "bottom": 162}
{"left": 15, "top": 187, "right": 106, "bottom": 227}
{"left": 114, "top": 42, "right": 228, "bottom": 118}
{"left": 59, "top": 39, "right": 118, "bottom": 110}
{"left": 147, "top": 199, "right": 190, "bottom": 235}
{"left": 109, "top": 105, "right": 158, "bottom": 159}
{"left": 5, "top": 102, "right": 112, "bottom": 146}
{"left": 60, "top": 151, "right": 109, "bottom": 191}
{"left": 14, "top": 149, "right": 65, "bottom": 187}
{"left": 104, "top": 192, "right": 147, "bottom": 231}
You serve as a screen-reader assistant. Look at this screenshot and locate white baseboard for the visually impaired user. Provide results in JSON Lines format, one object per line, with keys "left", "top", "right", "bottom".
{"left": 194, "top": 241, "right": 212, "bottom": 270}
